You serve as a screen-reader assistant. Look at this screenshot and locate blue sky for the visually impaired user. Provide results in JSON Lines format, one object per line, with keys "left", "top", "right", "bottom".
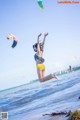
{"left": 0, "top": 0, "right": 80, "bottom": 90}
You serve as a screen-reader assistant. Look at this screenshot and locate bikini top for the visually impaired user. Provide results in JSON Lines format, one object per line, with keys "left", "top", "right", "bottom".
{"left": 34, "top": 54, "right": 45, "bottom": 63}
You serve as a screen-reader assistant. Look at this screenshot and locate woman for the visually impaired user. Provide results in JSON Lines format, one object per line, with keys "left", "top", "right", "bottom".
{"left": 33, "top": 33, "right": 57, "bottom": 82}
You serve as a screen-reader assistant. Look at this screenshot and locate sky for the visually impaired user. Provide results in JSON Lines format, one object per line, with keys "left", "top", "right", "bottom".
{"left": 0, "top": 0, "right": 80, "bottom": 90}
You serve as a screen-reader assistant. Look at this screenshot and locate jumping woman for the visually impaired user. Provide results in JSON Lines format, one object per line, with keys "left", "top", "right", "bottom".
{"left": 33, "top": 33, "right": 58, "bottom": 82}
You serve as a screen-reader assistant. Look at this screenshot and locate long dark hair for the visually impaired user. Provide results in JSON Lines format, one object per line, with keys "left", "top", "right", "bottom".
{"left": 33, "top": 43, "right": 43, "bottom": 52}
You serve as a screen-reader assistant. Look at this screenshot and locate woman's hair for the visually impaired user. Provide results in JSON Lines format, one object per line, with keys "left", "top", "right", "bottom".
{"left": 33, "top": 43, "right": 43, "bottom": 52}
{"left": 33, "top": 43, "right": 37, "bottom": 52}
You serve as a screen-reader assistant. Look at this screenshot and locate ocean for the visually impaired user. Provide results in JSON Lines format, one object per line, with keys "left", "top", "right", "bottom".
{"left": 0, "top": 68, "right": 80, "bottom": 120}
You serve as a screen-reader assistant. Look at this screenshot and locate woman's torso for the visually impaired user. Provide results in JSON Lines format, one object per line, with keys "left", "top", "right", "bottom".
{"left": 34, "top": 52, "right": 45, "bottom": 64}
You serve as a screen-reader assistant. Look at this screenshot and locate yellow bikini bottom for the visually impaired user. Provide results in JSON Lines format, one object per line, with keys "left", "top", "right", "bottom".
{"left": 36, "top": 64, "right": 45, "bottom": 71}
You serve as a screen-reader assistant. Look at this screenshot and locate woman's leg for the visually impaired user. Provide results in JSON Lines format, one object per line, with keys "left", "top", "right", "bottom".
{"left": 37, "top": 68, "right": 43, "bottom": 79}
{"left": 42, "top": 70, "right": 45, "bottom": 78}
{"left": 40, "top": 74, "right": 58, "bottom": 82}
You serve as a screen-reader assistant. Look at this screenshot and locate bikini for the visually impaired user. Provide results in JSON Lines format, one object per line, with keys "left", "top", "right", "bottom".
{"left": 34, "top": 54, "right": 45, "bottom": 63}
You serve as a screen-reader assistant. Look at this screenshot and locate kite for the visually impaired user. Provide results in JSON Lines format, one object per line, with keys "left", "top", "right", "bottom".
{"left": 37, "top": 0, "right": 44, "bottom": 9}
{"left": 7, "top": 34, "right": 18, "bottom": 48}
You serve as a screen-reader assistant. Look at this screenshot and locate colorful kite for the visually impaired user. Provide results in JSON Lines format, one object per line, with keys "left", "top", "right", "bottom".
{"left": 7, "top": 34, "right": 18, "bottom": 48}
{"left": 37, "top": 0, "right": 44, "bottom": 9}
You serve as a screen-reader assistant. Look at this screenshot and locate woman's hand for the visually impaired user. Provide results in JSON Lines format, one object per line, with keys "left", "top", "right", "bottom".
{"left": 38, "top": 33, "right": 42, "bottom": 38}
{"left": 44, "top": 33, "right": 48, "bottom": 37}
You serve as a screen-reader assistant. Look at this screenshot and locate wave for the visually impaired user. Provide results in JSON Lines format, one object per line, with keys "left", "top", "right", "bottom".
{"left": 0, "top": 69, "right": 80, "bottom": 120}
{"left": 0, "top": 65, "right": 80, "bottom": 93}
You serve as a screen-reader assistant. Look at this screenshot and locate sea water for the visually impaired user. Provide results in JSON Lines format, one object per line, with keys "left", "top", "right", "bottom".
{"left": 0, "top": 69, "right": 80, "bottom": 120}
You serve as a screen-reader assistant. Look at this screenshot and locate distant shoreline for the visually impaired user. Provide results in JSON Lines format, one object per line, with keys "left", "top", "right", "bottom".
{"left": 0, "top": 65, "right": 80, "bottom": 92}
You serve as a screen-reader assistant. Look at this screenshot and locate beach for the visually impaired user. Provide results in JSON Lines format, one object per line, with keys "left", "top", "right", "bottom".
{"left": 0, "top": 69, "right": 80, "bottom": 120}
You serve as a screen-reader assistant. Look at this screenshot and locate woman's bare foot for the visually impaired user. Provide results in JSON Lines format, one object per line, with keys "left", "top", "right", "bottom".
{"left": 51, "top": 74, "right": 58, "bottom": 80}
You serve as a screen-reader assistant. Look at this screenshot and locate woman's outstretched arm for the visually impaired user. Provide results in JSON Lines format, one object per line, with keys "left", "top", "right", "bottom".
{"left": 37, "top": 33, "right": 42, "bottom": 53}
{"left": 42, "top": 33, "right": 48, "bottom": 51}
